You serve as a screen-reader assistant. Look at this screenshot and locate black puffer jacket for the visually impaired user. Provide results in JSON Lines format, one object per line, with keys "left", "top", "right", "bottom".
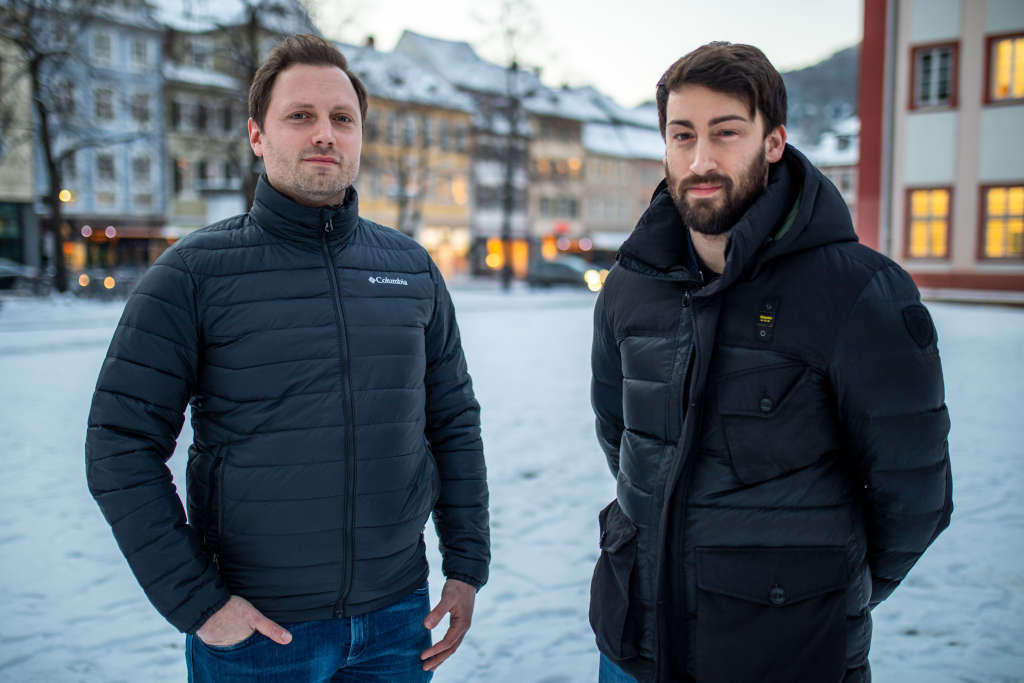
{"left": 589, "top": 146, "right": 952, "bottom": 682}
{"left": 86, "top": 176, "right": 489, "bottom": 634}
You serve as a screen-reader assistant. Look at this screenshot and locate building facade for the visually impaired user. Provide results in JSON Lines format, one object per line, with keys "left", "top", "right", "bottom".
{"left": 344, "top": 43, "right": 475, "bottom": 278}
{"left": 0, "top": 38, "right": 39, "bottom": 267}
{"left": 859, "top": 0, "right": 1024, "bottom": 297}
{"left": 42, "top": 2, "right": 168, "bottom": 278}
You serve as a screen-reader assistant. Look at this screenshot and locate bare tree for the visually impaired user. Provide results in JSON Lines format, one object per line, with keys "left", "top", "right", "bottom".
{"left": 365, "top": 107, "right": 433, "bottom": 237}
{"left": 0, "top": 0, "right": 150, "bottom": 292}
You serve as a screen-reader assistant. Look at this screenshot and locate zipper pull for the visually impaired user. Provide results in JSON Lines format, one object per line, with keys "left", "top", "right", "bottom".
{"left": 682, "top": 290, "right": 692, "bottom": 307}
{"left": 324, "top": 218, "right": 334, "bottom": 234}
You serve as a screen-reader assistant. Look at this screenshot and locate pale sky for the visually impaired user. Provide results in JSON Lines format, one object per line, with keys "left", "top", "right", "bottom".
{"left": 316, "top": 0, "right": 863, "bottom": 107}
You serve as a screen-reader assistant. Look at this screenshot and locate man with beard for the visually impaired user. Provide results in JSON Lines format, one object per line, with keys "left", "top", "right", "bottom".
{"left": 588, "top": 42, "right": 952, "bottom": 683}
{"left": 86, "top": 35, "right": 488, "bottom": 681}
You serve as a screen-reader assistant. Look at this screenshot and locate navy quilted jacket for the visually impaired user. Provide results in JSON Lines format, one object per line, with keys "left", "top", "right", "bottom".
{"left": 86, "top": 176, "right": 489, "bottom": 633}
{"left": 589, "top": 147, "right": 952, "bottom": 682}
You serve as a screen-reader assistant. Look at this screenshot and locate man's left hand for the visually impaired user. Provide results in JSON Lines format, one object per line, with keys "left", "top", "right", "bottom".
{"left": 421, "top": 578, "right": 477, "bottom": 671}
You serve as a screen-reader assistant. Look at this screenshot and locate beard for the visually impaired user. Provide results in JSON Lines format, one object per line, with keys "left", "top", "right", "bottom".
{"left": 666, "top": 150, "right": 770, "bottom": 236}
{"left": 263, "top": 142, "right": 359, "bottom": 207}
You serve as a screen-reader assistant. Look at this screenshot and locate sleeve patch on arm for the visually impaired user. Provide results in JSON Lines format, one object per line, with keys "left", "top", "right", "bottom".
{"left": 902, "top": 305, "right": 936, "bottom": 349}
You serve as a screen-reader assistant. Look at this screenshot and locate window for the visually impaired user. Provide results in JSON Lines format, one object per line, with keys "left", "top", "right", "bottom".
{"left": 987, "top": 34, "right": 1024, "bottom": 103}
{"left": 222, "top": 104, "right": 233, "bottom": 132}
{"left": 982, "top": 185, "right": 1024, "bottom": 259}
{"left": 173, "top": 158, "right": 185, "bottom": 194}
{"left": 62, "top": 151, "right": 77, "bottom": 181}
{"left": 132, "top": 157, "right": 151, "bottom": 184}
{"left": 439, "top": 119, "right": 450, "bottom": 150}
{"left": 171, "top": 100, "right": 182, "bottom": 130}
{"left": 93, "top": 33, "right": 112, "bottom": 63}
{"left": 97, "top": 154, "right": 115, "bottom": 182}
{"left": 95, "top": 88, "right": 114, "bottom": 121}
{"left": 134, "top": 193, "right": 152, "bottom": 209}
{"left": 195, "top": 104, "right": 208, "bottom": 132}
{"left": 131, "top": 93, "right": 150, "bottom": 124}
{"left": 364, "top": 111, "right": 379, "bottom": 141}
{"left": 906, "top": 188, "right": 950, "bottom": 259}
{"left": 911, "top": 43, "right": 957, "bottom": 109}
{"left": 131, "top": 38, "right": 149, "bottom": 68}
{"left": 54, "top": 80, "right": 75, "bottom": 116}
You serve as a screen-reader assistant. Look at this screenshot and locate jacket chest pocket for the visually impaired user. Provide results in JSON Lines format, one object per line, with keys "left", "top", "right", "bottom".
{"left": 716, "top": 363, "right": 841, "bottom": 484}
{"left": 695, "top": 546, "right": 847, "bottom": 683}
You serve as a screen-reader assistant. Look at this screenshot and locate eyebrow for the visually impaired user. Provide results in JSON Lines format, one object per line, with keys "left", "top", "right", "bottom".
{"left": 668, "top": 114, "right": 750, "bottom": 128}
{"left": 282, "top": 102, "right": 355, "bottom": 112}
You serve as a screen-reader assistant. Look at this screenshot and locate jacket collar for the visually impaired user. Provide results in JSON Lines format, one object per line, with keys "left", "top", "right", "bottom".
{"left": 249, "top": 174, "right": 360, "bottom": 244}
{"left": 617, "top": 145, "right": 856, "bottom": 291}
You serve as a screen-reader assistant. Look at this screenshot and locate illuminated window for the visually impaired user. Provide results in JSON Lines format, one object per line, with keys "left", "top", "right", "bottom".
{"left": 911, "top": 44, "right": 957, "bottom": 109}
{"left": 988, "top": 34, "right": 1024, "bottom": 102}
{"left": 983, "top": 186, "right": 1024, "bottom": 259}
{"left": 906, "top": 188, "right": 950, "bottom": 259}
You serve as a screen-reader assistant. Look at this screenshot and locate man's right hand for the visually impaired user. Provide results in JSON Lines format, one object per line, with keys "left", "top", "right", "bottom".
{"left": 195, "top": 595, "right": 292, "bottom": 647}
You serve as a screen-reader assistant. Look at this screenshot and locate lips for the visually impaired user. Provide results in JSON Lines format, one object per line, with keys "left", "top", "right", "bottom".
{"left": 686, "top": 185, "right": 722, "bottom": 197}
{"left": 304, "top": 156, "right": 340, "bottom": 165}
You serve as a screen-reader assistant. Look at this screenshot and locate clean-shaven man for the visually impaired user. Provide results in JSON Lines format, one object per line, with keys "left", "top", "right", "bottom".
{"left": 86, "top": 34, "right": 488, "bottom": 681}
{"left": 589, "top": 42, "right": 952, "bottom": 683}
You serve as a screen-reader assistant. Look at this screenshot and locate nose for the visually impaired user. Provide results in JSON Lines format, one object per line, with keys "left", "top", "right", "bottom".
{"left": 312, "top": 116, "right": 335, "bottom": 148}
{"left": 690, "top": 138, "right": 716, "bottom": 176}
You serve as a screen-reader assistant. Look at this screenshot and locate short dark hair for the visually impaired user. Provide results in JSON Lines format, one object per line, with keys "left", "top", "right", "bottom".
{"left": 656, "top": 42, "right": 786, "bottom": 139}
{"left": 248, "top": 34, "right": 368, "bottom": 129}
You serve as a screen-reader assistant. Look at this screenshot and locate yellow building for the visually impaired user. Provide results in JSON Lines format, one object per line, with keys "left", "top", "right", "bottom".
{"left": 343, "top": 43, "right": 474, "bottom": 278}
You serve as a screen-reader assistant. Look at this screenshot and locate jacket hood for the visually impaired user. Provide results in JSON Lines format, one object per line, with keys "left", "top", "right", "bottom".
{"left": 617, "top": 145, "right": 857, "bottom": 289}
{"left": 249, "top": 173, "right": 360, "bottom": 244}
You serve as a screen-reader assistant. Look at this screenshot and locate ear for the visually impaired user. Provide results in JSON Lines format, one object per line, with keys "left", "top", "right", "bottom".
{"left": 248, "top": 118, "right": 263, "bottom": 157}
{"left": 764, "top": 124, "right": 786, "bottom": 163}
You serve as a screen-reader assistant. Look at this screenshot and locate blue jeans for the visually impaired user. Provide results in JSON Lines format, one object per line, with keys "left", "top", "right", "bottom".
{"left": 187, "top": 584, "right": 433, "bottom": 682}
{"left": 599, "top": 652, "right": 638, "bottom": 683}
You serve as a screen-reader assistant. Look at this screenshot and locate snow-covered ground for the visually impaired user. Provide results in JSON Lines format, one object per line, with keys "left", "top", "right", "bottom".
{"left": 1, "top": 288, "right": 1021, "bottom": 682}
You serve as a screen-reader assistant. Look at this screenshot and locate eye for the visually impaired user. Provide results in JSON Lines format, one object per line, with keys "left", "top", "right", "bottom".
{"left": 288, "top": 112, "right": 309, "bottom": 120}
{"left": 333, "top": 114, "right": 353, "bottom": 123}
{"left": 716, "top": 129, "right": 739, "bottom": 138}
{"left": 673, "top": 131, "right": 693, "bottom": 142}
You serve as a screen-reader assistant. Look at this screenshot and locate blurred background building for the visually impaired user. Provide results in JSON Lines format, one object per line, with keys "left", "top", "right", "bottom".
{"left": 4, "top": 0, "right": 1019, "bottom": 299}
{"left": 859, "top": 0, "right": 1024, "bottom": 300}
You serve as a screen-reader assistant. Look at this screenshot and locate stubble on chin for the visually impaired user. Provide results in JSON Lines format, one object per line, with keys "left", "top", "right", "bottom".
{"left": 290, "top": 159, "right": 358, "bottom": 206}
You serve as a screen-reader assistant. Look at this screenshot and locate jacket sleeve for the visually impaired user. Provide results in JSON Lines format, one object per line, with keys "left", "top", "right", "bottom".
{"left": 423, "top": 262, "right": 489, "bottom": 589}
{"left": 591, "top": 286, "right": 625, "bottom": 477}
{"left": 85, "top": 247, "right": 230, "bottom": 632}
{"left": 828, "top": 265, "right": 953, "bottom": 608}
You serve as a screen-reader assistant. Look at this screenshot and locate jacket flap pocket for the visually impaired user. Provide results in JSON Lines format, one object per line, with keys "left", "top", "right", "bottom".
{"left": 598, "top": 499, "right": 638, "bottom": 553}
{"left": 696, "top": 546, "right": 846, "bottom": 606}
{"left": 717, "top": 363, "right": 807, "bottom": 417}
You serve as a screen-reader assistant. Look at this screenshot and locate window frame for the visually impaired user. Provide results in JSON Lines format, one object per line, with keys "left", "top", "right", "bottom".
{"left": 908, "top": 41, "right": 959, "bottom": 111}
{"left": 983, "top": 32, "right": 1024, "bottom": 106}
{"left": 903, "top": 186, "right": 953, "bottom": 261}
{"left": 977, "top": 182, "right": 1024, "bottom": 261}
{"left": 94, "top": 87, "right": 114, "bottom": 122}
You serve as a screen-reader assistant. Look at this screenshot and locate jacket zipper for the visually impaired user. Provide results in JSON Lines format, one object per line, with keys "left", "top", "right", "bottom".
{"left": 656, "top": 285, "right": 704, "bottom": 682}
{"left": 320, "top": 218, "right": 357, "bottom": 618}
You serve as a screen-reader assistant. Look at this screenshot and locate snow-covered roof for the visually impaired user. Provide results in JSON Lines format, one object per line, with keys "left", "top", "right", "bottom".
{"left": 583, "top": 121, "right": 664, "bottom": 161}
{"left": 163, "top": 63, "right": 242, "bottom": 90}
{"left": 801, "top": 116, "right": 860, "bottom": 168}
{"left": 571, "top": 87, "right": 660, "bottom": 130}
{"left": 522, "top": 85, "right": 608, "bottom": 123}
{"left": 394, "top": 30, "right": 543, "bottom": 98}
{"left": 151, "top": 0, "right": 315, "bottom": 35}
{"left": 338, "top": 43, "right": 474, "bottom": 113}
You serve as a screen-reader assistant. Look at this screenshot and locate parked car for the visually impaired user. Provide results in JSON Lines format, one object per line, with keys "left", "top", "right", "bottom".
{"left": 0, "top": 258, "right": 49, "bottom": 294}
{"left": 526, "top": 255, "right": 608, "bottom": 292}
